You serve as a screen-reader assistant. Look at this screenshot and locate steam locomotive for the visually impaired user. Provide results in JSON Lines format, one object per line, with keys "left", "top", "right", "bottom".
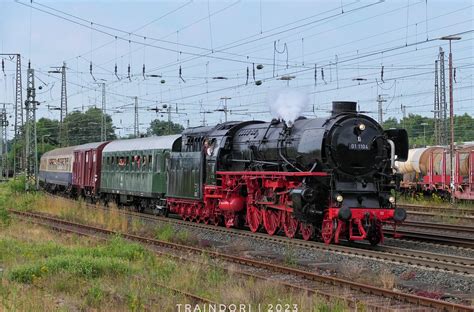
{"left": 39, "top": 101, "right": 409, "bottom": 245}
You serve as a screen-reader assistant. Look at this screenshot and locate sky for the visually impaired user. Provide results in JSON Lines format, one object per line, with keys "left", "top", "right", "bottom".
{"left": 0, "top": 0, "right": 473, "bottom": 138}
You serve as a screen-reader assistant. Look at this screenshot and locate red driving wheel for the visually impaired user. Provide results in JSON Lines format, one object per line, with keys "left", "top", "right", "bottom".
{"left": 300, "top": 222, "right": 314, "bottom": 241}
{"left": 282, "top": 212, "right": 299, "bottom": 238}
{"left": 321, "top": 213, "right": 335, "bottom": 244}
{"left": 262, "top": 209, "right": 281, "bottom": 235}
{"left": 246, "top": 205, "right": 261, "bottom": 232}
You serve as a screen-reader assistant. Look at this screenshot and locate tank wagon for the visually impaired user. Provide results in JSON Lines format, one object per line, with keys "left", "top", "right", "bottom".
{"left": 40, "top": 101, "right": 409, "bottom": 245}
{"left": 398, "top": 144, "right": 474, "bottom": 200}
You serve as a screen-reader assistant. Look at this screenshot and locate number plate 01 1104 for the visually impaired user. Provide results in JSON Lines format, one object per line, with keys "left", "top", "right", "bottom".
{"left": 348, "top": 143, "right": 369, "bottom": 150}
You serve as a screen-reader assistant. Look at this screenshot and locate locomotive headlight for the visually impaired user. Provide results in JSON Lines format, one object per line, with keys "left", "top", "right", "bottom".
{"left": 336, "top": 194, "right": 344, "bottom": 203}
{"left": 358, "top": 123, "right": 366, "bottom": 131}
{"left": 388, "top": 196, "right": 396, "bottom": 204}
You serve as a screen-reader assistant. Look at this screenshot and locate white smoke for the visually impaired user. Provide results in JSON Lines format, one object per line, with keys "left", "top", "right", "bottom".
{"left": 268, "top": 88, "right": 310, "bottom": 127}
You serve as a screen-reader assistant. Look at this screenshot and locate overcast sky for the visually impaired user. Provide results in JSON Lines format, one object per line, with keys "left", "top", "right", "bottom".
{"left": 0, "top": 0, "right": 472, "bottom": 137}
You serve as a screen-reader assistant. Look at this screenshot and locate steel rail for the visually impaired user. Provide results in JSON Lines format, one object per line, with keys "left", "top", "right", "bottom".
{"left": 41, "top": 194, "right": 474, "bottom": 274}
{"left": 10, "top": 209, "right": 474, "bottom": 312}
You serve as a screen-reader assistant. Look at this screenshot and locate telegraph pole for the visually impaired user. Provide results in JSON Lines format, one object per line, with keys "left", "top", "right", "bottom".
{"left": 376, "top": 94, "right": 387, "bottom": 124}
{"left": 134, "top": 96, "right": 139, "bottom": 138}
{"left": 201, "top": 109, "right": 212, "bottom": 126}
{"left": 25, "top": 66, "right": 39, "bottom": 191}
{"left": 400, "top": 104, "right": 407, "bottom": 128}
{"left": 167, "top": 104, "right": 171, "bottom": 135}
{"left": 216, "top": 96, "right": 231, "bottom": 122}
{"left": 49, "top": 62, "right": 68, "bottom": 146}
{"left": 440, "top": 35, "right": 462, "bottom": 203}
{"left": 100, "top": 83, "right": 106, "bottom": 141}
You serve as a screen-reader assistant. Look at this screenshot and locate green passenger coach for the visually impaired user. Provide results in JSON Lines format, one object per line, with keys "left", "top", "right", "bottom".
{"left": 100, "top": 135, "right": 181, "bottom": 212}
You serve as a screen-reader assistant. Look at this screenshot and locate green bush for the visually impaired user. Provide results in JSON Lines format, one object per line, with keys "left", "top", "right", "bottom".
{"left": 8, "top": 254, "right": 132, "bottom": 283}
{"left": 154, "top": 259, "right": 177, "bottom": 280}
{"left": 0, "top": 207, "right": 10, "bottom": 227}
{"left": 85, "top": 283, "right": 105, "bottom": 307}
{"left": 154, "top": 224, "right": 174, "bottom": 242}
{"left": 6, "top": 177, "right": 26, "bottom": 194}
{"left": 74, "top": 236, "right": 149, "bottom": 261}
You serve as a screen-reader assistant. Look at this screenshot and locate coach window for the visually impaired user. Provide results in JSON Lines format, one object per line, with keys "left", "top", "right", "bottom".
{"left": 136, "top": 155, "right": 141, "bottom": 171}
{"left": 148, "top": 155, "right": 152, "bottom": 172}
{"left": 155, "top": 154, "right": 161, "bottom": 173}
{"left": 142, "top": 155, "right": 147, "bottom": 171}
{"left": 118, "top": 157, "right": 124, "bottom": 170}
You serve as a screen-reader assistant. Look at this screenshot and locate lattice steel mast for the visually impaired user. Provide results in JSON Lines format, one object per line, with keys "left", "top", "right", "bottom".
{"left": 0, "top": 54, "right": 24, "bottom": 176}
{"left": 433, "top": 60, "right": 440, "bottom": 144}
{"left": 0, "top": 104, "right": 8, "bottom": 179}
{"left": 439, "top": 48, "right": 447, "bottom": 145}
{"left": 25, "top": 65, "right": 39, "bottom": 190}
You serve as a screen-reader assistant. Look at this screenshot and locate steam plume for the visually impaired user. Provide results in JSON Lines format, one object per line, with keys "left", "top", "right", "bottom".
{"left": 268, "top": 88, "right": 309, "bottom": 126}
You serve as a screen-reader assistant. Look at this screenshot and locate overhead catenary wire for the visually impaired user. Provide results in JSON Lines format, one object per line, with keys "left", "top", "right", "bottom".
{"left": 9, "top": 1, "right": 472, "bottom": 136}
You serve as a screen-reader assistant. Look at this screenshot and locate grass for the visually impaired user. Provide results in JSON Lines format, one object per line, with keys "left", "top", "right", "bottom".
{"left": 0, "top": 181, "right": 344, "bottom": 311}
{"left": 398, "top": 191, "right": 474, "bottom": 209}
{"left": 378, "top": 267, "right": 396, "bottom": 290}
{"left": 0, "top": 221, "right": 342, "bottom": 311}
{"left": 283, "top": 243, "right": 298, "bottom": 267}
{"left": 9, "top": 254, "right": 132, "bottom": 283}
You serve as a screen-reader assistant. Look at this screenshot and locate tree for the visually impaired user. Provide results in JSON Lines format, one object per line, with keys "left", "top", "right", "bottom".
{"left": 64, "top": 108, "right": 116, "bottom": 145}
{"left": 381, "top": 113, "right": 474, "bottom": 148}
{"left": 382, "top": 117, "right": 399, "bottom": 130}
{"left": 147, "top": 119, "right": 184, "bottom": 136}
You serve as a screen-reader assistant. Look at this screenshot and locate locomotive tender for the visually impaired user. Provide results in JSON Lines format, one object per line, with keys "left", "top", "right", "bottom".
{"left": 39, "top": 101, "right": 409, "bottom": 245}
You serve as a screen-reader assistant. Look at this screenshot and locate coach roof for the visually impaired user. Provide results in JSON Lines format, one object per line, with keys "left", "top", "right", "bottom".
{"left": 74, "top": 141, "right": 109, "bottom": 151}
{"left": 102, "top": 135, "right": 181, "bottom": 153}
{"left": 42, "top": 146, "right": 76, "bottom": 158}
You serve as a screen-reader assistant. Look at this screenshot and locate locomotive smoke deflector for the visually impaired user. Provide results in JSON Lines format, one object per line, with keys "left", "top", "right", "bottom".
{"left": 383, "top": 128, "right": 409, "bottom": 162}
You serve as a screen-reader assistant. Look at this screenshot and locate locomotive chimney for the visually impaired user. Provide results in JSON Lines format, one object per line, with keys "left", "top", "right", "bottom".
{"left": 332, "top": 101, "right": 357, "bottom": 116}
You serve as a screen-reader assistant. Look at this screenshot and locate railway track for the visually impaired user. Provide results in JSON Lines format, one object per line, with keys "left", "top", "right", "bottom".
{"left": 407, "top": 210, "right": 474, "bottom": 223}
{"left": 384, "top": 228, "right": 474, "bottom": 249}
{"left": 10, "top": 209, "right": 474, "bottom": 311}
{"left": 384, "top": 220, "right": 474, "bottom": 248}
{"left": 399, "top": 204, "right": 474, "bottom": 216}
{"left": 106, "top": 208, "right": 474, "bottom": 274}
{"left": 402, "top": 220, "right": 474, "bottom": 234}
{"left": 41, "top": 194, "right": 474, "bottom": 274}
